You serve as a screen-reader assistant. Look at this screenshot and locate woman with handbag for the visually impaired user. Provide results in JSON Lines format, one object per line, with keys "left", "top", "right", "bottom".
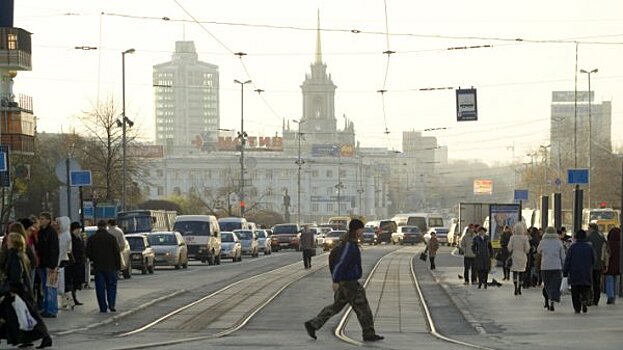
{"left": 56, "top": 216, "right": 74, "bottom": 310}
{"left": 0, "top": 233, "right": 52, "bottom": 348}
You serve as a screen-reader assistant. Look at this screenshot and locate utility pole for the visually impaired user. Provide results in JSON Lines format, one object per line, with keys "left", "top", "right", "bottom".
{"left": 234, "top": 78, "right": 251, "bottom": 217}
{"left": 293, "top": 119, "right": 305, "bottom": 225}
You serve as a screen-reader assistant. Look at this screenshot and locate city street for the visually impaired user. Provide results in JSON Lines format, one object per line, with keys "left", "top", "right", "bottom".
{"left": 12, "top": 245, "right": 620, "bottom": 350}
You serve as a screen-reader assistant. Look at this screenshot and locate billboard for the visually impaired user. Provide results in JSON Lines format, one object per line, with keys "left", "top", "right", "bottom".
{"left": 456, "top": 88, "right": 478, "bottom": 121}
{"left": 473, "top": 179, "right": 493, "bottom": 195}
{"left": 311, "top": 144, "right": 355, "bottom": 157}
{"left": 489, "top": 203, "right": 521, "bottom": 249}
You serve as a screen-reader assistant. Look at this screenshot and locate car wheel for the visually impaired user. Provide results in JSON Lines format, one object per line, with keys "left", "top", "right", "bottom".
{"left": 123, "top": 268, "right": 131, "bottom": 279}
{"left": 175, "top": 258, "right": 181, "bottom": 270}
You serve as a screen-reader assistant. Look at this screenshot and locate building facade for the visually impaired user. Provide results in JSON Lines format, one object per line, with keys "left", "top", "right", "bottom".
{"left": 153, "top": 41, "right": 220, "bottom": 155}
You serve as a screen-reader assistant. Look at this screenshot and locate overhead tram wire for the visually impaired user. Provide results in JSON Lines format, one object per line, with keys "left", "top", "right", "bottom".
{"left": 377, "top": 0, "right": 394, "bottom": 150}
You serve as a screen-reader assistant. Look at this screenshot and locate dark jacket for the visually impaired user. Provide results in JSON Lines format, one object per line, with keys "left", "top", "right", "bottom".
{"left": 5, "top": 249, "right": 32, "bottom": 301}
{"left": 86, "top": 229, "right": 121, "bottom": 273}
{"left": 563, "top": 239, "right": 595, "bottom": 286}
{"left": 499, "top": 231, "right": 512, "bottom": 259}
{"left": 71, "top": 233, "right": 86, "bottom": 265}
{"left": 36, "top": 224, "right": 59, "bottom": 269}
{"left": 587, "top": 229, "right": 607, "bottom": 271}
{"left": 472, "top": 235, "right": 493, "bottom": 272}
{"left": 605, "top": 229, "right": 621, "bottom": 276}
{"left": 331, "top": 240, "right": 362, "bottom": 283}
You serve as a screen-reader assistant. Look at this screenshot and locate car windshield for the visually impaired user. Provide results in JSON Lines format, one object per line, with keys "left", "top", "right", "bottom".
{"left": 118, "top": 216, "right": 153, "bottom": 234}
{"left": 148, "top": 234, "right": 177, "bottom": 246}
{"left": 256, "top": 231, "right": 267, "bottom": 238}
{"left": 235, "top": 230, "right": 254, "bottom": 240}
{"left": 127, "top": 237, "right": 145, "bottom": 251}
{"left": 272, "top": 225, "right": 298, "bottom": 234}
{"left": 327, "top": 231, "right": 345, "bottom": 238}
{"left": 221, "top": 233, "right": 234, "bottom": 243}
{"left": 219, "top": 221, "right": 243, "bottom": 231}
{"left": 173, "top": 221, "right": 210, "bottom": 236}
{"left": 428, "top": 217, "right": 444, "bottom": 227}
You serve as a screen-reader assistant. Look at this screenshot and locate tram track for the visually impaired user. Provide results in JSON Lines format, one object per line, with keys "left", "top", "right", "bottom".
{"left": 335, "top": 247, "right": 496, "bottom": 349}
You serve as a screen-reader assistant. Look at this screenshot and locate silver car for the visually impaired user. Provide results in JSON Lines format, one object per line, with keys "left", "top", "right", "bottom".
{"left": 234, "top": 229, "right": 259, "bottom": 257}
{"left": 220, "top": 231, "right": 242, "bottom": 262}
{"left": 255, "top": 229, "right": 272, "bottom": 255}
{"left": 147, "top": 231, "right": 189, "bottom": 269}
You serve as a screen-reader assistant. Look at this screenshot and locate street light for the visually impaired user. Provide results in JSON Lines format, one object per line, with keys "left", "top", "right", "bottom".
{"left": 234, "top": 79, "right": 252, "bottom": 217}
{"left": 121, "top": 48, "right": 135, "bottom": 212}
{"left": 580, "top": 68, "right": 598, "bottom": 207}
{"left": 293, "top": 119, "right": 306, "bottom": 225}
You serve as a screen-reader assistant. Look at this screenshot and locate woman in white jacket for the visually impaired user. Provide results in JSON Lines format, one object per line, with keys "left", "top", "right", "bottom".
{"left": 55, "top": 216, "right": 74, "bottom": 309}
{"left": 508, "top": 222, "right": 530, "bottom": 295}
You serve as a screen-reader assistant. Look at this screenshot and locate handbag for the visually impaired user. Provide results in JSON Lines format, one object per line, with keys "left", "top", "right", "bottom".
{"left": 12, "top": 294, "right": 38, "bottom": 331}
{"left": 419, "top": 252, "right": 428, "bottom": 261}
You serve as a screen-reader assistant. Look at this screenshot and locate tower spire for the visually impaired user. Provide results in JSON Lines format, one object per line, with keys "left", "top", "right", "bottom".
{"left": 315, "top": 9, "right": 322, "bottom": 64}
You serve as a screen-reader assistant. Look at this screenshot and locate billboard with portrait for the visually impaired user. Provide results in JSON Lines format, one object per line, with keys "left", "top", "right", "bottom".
{"left": 488, "top": 203, "right": 521, "bottom": 249}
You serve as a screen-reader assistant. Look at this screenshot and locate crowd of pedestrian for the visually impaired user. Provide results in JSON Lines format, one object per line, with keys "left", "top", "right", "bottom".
{"left": 457, "top": 220, "right": 619, "bottom": 314}
{"left": 0, "top": 212, "right": 126, "bottom": 348}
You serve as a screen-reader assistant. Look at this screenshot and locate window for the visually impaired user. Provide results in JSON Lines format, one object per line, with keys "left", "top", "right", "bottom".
{"left": 157, "top": 186, "right": 164, "bottom": 196}
{"left": 326, "top": 170, "right": 333, "bottom": 178}
{"left": 312, "top": 203, "right": 319, "bottom": 212}
{"left": 156, "top": 169, "right": 163, "bottom": 177}
{"left": 340, "top": 170, "right": 346, "bottom": 178}
{"left": 8, "top": 34, "right": 17, "bottom": 50}
{"left": 327, "top": 204, "right": 334, "bottom": 212}
{"left": 340, "top": 204, "right": 347, "bottom": 213}
{"left": 312, "top": 170, "right": 319, "bottom": 177}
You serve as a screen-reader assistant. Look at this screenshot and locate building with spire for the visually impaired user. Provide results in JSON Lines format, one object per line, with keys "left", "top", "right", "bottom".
{"left": 153, "top": 41, "right": 220, "bottom": 155}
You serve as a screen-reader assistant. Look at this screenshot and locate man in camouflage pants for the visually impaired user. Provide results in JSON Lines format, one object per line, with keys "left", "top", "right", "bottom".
{"left": 304, "top": 219, "right": 384, "bottom": 342}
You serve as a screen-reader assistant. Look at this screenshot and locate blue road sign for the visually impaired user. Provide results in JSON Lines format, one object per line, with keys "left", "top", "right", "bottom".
{"left": 0, "top": 151, "right": 6, "bottom": 172}
{"left": 514, "top": 189, "right": 529, "bottom": 201}
{"left": 0, "top": 145, "right": 9, "bottom": 187}
{"left": 567, "top": 168, "right": 589, "bottom": 185}
{"left": 70, "top": 170, "right": 92, "bottom": 187}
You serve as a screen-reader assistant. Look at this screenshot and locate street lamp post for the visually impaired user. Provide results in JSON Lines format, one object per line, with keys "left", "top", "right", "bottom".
{"left": 121, "top": 48, "right": 135, "bottom": 212}
{"left": 580, "top": 68, "right": 598, "bottom": 207}
{"left": 234, "top": 79, "right": 252, "bottom": 217}
{"left": 293, "top": 119, "right": 306, "bottom": 225}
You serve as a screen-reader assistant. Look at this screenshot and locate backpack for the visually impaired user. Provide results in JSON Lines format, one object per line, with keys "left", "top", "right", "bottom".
{"left": 328, "top": 242, "right": 345, "bottom": 274}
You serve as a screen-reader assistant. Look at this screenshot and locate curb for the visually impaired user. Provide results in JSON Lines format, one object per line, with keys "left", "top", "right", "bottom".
{"left": 54, "top": 289, "right": 188, "bottom": 336}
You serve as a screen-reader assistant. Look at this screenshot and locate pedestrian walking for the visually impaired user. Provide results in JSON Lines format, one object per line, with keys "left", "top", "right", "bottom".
{"left": 299, "top": 226, "right": 315, "bottom": 269}
{"left": 460, "top": 224, "right": 477, "bottom": 284}
{"left": 508, "top": 222, "right": 530, "bottom": 295}
{"left": 563, "top": 229, "right": 595, "bottom": 314}
{"left": 34, "top": 213, "right": 59, "bottom": 318}
{"left": 0, "top": 233, "right": 53, "bottom": 348}
{"left": 537, "top": 226, "right": 566, "bottom": 311}
{"left": 86, "top": 220, "right": 121, "bottom": 313}
{"left": 586, "top": 223, "right": 607, "bottom": 306}
{"left": 67, "top": 222, "right": 86, "bottom": 306}
{"left": 472, "top": 226, "right": 493, "bottom": 289}
{"left": 56, "top": 216, "right": 74, "bottom": 310}
{"left": 499, "top": 226, "right": 512, "bottom": 280}
{"left": 304, "top": 219, "right": 384, "bottom": 342}
{"left": 604, "top": 227, "right": 620, "bottom": 305}
{"left": 427, "top": 232, "right": 439, "bottom": 270}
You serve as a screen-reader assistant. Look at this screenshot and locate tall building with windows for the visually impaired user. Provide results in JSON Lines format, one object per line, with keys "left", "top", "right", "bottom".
{"left": 153, "top": 41, "right": 219, "bottom": 155}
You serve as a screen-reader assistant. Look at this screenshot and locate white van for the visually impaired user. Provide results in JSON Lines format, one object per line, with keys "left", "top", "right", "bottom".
{"left": 173, "top": 215, "right": 222, "bottom": 265}
{"left": 218, "top": 217, "right": 249, "bottom": 232}
{"left": 392, "top": 213, "right": 448, "bottom": 244}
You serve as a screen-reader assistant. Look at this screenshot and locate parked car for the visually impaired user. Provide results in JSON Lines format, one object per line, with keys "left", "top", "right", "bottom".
{"left": 362, "top": 227, "right": 378, "bottom": 245}
{"left": 270, "top": 223, "right": 301, "bottom": 251}
{"left": 323, "top": 230, "right": 346, "bottom": 251}
{"left": 377, "top": 220, "right": 397, "bottom": 244}
{"left": 401, "top": 226, "right": 422, "bottom": 245}
{"left": 126, "top": 234, "right": 156, "bottom": 274}
{"left": 220, "top": 231, "right": 242, "bottom": 262}
{"left": 255, "top": 229, "right": 272, "bottom": 255}
{"left": 85, "top": 225, "right": 132, "bottom": 279}
{"left": 234, "top": 229, "right": 259, "bottom": 257}
{"left": 147, "top": 231, "right": 188, "bottom": 269}
{"left": 391, "top": 227, "right": 405, "bottom": 245}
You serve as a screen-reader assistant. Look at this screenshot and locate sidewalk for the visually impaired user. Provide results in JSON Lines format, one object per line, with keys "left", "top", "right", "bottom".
{"left": 43, "top": 281, "right": 186, "bottom": 336}
{"left": 433, "top": 257, "right": 622, "bottom": 350}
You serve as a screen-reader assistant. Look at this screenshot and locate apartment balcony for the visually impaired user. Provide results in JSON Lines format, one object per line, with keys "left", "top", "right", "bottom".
{"left": 0, "top": 27, "right": 32, "bottom": 71}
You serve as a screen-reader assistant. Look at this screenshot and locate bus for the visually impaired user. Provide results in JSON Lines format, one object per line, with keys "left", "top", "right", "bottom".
{"left": 582, "top": 208, "right": 620, "bottom": 232}
{"left": 117, "top": 210, "right": 176, "bottom": 234}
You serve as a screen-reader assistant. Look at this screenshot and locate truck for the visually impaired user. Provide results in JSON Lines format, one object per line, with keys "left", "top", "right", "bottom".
{"left": 458, "top": 203, "right": 490, "bottom": 235}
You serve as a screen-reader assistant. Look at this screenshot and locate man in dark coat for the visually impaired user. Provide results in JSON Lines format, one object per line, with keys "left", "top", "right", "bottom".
{"left": 304, "top": 219, "right": 384, "bottom": 342}
{"left": 472, "top": 226, "right": 493, "bottom": 289}
{"left": 35, "top": 212, "right": 59, "bottom": 318}
{"left": 563, "top": 229, "right": 595, "bottom": 313}
{"left": 86, "top": 220, "right": 121, "bottom": 313}
{"left": 586, "top": 223, "right": 607, "bottom": 306}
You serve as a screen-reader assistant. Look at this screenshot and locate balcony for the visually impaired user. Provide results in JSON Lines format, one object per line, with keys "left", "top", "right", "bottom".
{"left": 0, "top": 27, "right": 32, "bottom": 71}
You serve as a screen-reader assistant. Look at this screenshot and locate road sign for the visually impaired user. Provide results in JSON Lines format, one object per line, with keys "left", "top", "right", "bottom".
{"left": 456, "top": 88, "right": 478, "bottom": 121}
{"left": 514, "top": 189, "right": 529, "bottom": 201}
{"left": 0, "top": 151, "right": 6, "bottom": 172}
{"left": 554, "top": 178, "right": 562, "bottom": 187}
{"left": 55, "top": 158, "right": 81, "bottom": 184}
{"left": 567, "top": 168, "right": 589, "bottom": 185}
{"left": 0, "top": 145, "right": 9, "bottom": 187}
{"left": 70, "top": 170, "right": 92, "bottom": 187}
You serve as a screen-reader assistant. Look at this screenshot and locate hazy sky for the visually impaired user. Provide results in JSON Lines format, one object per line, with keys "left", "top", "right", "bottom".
{"left": 11, "top": 0, "right": 623, "bottom": 164}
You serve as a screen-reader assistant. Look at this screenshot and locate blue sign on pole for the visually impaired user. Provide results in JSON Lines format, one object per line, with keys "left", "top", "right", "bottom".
{"left": 567, "top": 168, "right": 589, "bottom": 185}
{"left": 514, "top": 189, "right": 529, "bottom": 201}
{"left": 0, "top": 145, "right": 9, "bottom": 187}
{"left": 70, "top": 170, "right": 92, "bottom": 187}
{"left": 0, "top": 151, "right": 6, "bottom": 172}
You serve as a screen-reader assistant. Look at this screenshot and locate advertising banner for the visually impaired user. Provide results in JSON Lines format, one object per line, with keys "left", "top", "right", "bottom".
{"left": 473, "top": 179, "right": 493, "bottom": 194}
{"left": 489, "top": 203, "right": 521, "bottom": 249}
